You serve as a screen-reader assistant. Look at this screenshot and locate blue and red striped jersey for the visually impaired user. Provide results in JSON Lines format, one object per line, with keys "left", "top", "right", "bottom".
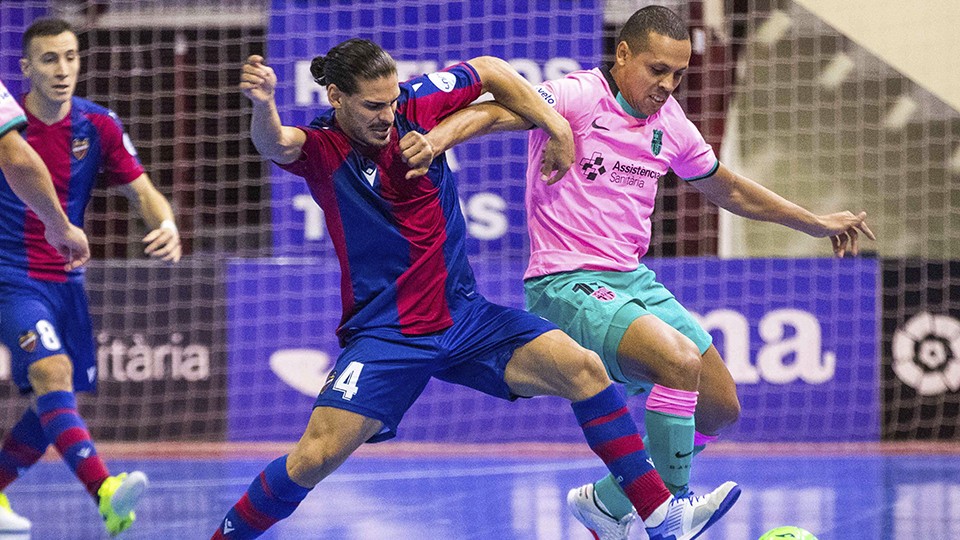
{"left": 0, "top": 96, "right": 144, "bottom": 282}
{"left": 280, "top": 62, "right": 484, "bottom": 341}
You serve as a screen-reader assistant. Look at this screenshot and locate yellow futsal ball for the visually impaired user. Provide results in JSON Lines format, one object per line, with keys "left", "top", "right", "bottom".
{"left": 758, "top": 526, "right": 819, "bottom": 540}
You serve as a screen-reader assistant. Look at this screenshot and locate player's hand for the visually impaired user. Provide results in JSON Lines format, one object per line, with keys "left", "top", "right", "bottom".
{"left": 143, "top": 221, "right": 182, "bottom": 263}
{"left": 540, "top": 121, "right": 574, "bottom": 185}
{"left": 814, "top": 211, "right": 876, "bottom": 257}
{"left": 240, "top": 55, "right": 277, "bottom": 104}
{"left": 400, "top": 131, "right": 435, "bottom": 179}
{"left": 44, "top": 223, "right": 91, "bottom": 271}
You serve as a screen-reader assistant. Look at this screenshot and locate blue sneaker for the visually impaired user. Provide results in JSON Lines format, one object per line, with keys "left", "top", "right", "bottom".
{"left": 644, "top": 481, "right": 741, "bottom": 540}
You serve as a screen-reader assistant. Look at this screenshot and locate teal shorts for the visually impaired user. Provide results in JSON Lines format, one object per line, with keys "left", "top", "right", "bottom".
{"left": 523, "top": 265, "right": 712, "bottom": 395}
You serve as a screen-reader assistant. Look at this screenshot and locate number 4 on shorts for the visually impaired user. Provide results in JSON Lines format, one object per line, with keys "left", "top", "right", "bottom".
{"left": 333, "top": 361, "right": 363, "bottom": 400}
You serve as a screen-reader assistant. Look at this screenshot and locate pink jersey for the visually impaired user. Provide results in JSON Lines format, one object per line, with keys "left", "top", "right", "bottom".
{"left": 524, "top": 67, "right": 718, "bottom": 279}
{"left": 0, "top": 79, "right": 27, "bottom": 139}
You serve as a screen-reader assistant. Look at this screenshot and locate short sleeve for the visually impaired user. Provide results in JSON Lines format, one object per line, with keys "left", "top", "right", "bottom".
{"left": 275, "top": 127, "right": 342, "bottom": 181}
{"left": 671, "top": 116, "right": 719, "bottom": 181}
{"left": 93, "top": 111, "right": 145, "bottom": 186}
{"left": 534, "top": 75, "right": 592, "bottom": 129}
{"left": 398, "top": 62, "right": 483, "bottom": 130}
{"left": 533, "top": 78, "right": 565, "bottom": 117}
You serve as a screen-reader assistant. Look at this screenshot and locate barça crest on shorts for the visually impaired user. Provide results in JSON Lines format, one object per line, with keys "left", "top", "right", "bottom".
{"left": 18, "top": 330, "right": 38, "bottom": 353}
{"left": 592, "top": 286, "right": 617, "bottom": 301}
{"left": 572, "top": 282, "right": 617, "bottom": 302}
{"left": 651, "top": 129, "right": 663, "bottom": 156}
{"left": 72, "top": 137, "right": 90, "bottom": 160}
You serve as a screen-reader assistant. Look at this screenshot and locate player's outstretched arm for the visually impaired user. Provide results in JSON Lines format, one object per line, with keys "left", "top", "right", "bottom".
{"left": 116, "top": 174, "right": 181, "bottom": 262}
{"left": 469, "top": 56, "right": 574, "bottom": 184}
{"left": 692, "top": 163, "right": 876, "bottom": 257}
{"left": 0, "top": 129, "right": 90, "bottom": 269}
{"left": 426, "top": 102, "right": 532, "bottom": 153}
{"left": 240, "top": 55, "right": 306, "bottom": 164}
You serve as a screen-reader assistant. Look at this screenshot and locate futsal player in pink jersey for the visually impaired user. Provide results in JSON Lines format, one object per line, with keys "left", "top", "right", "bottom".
{"left": 0, "top": 18, "right": 182, "bottom": 535}
{"left": 423, "top": 6, "right": 875, "bottom": 539}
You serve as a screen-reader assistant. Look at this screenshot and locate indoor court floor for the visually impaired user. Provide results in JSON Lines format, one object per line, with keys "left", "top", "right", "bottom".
{"left": 3, "top": 444, "right": 958, "bottom": 539}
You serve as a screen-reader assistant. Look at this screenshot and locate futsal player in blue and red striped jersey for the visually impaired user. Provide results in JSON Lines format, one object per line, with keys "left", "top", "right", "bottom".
{"left": 0, "top": 18, "right": 182, "bottom": 536}
{"left": 0, "top": 76, "right": 90, "bottom": 530}
{"left": 0, "top": 77, "right": 89, "bottom": 276}
{"left": 213, "top": 39, "right": 739, "bottom": 540}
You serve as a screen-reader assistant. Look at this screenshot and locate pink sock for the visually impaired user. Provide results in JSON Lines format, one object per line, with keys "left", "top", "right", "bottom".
{"left": 694, "top": 431, "right": 719, "bottom": 447}
{"left": 646, "top": 384, "right": 698, "bottom": 417}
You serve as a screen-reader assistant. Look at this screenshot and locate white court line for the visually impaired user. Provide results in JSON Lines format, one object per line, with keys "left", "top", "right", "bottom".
{"left": 10, "top": 458, "right": 602, "bottom": 493}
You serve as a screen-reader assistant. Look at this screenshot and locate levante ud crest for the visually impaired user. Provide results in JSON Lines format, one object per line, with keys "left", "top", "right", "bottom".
{"left": 72, "top": 137, "right": 89, "bottom": 160}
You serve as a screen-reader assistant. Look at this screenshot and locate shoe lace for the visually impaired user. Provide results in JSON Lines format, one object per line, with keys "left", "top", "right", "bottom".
{"left": 672, "top": 488, "right": 716, "bottom": 512}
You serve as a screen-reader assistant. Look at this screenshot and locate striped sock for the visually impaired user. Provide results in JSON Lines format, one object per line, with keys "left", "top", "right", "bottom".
{"left": 212, "top": 455, "right": 311, "bottom": 540}
{"left": 0, "top": 408, "right": 49, "bottom": 491}
{"left": 36, "top": 391, "right": 109, "bottom": 498}
{"left": 571, "top": 385, "right": 671, "bottom": 520}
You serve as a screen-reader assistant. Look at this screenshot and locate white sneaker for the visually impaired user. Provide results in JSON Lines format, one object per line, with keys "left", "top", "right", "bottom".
{"left": 0, "top": 493, "right": 31, "bottom": 533}
{"left": 567, "top": 483, "right": 637, "bottom": 540}
{"left": 644, "top": 481, "right": 741, "bottom": 540}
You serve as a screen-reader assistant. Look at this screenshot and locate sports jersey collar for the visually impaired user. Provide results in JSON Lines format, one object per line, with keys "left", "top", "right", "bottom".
{"left": 21, "top": 94, "right": 72, "bottom": 127}
{"left": 599, "top": 64, "right": 650, "bottom": 121}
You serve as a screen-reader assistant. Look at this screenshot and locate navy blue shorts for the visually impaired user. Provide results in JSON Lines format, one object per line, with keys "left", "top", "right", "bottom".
{"left": 0, "top": 275, "right": 97, "bottom": 394}
{"left": 315, "top": 296, "right": 557, "bottom": 442}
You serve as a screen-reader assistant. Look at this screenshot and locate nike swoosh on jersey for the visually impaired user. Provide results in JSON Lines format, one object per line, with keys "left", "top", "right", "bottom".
{"left": 591, "top": 118, "right": 610, "bottom": 131}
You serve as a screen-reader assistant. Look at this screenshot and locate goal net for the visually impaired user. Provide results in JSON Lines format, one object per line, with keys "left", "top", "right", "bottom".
{"left": 0, "top": 0, "right": 955, "bottom": 445}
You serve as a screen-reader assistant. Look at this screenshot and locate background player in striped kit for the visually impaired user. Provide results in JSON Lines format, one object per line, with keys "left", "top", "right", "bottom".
{"left": 0, "top": 18, "right": 182, "bottom": 536}
{"left": 0, "top": 76, "right": 90, "bottom": 530}
{"left": 0, "top": 77, "right": 89, "bottom": 274}
{"left": 212, "top": 38, "right": 740, "bottom": 540}
{"left": 421, "top": 5, "right": 875, "bottom": 540}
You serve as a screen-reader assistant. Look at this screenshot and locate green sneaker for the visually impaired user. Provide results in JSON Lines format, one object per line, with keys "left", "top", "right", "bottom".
{"left": 97, "top": 471, "right": 148, "bottom": 536}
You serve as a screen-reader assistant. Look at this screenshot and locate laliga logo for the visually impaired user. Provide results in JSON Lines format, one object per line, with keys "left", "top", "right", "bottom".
{"left": 891, "top": 312, "right": 960, "bottom": 396}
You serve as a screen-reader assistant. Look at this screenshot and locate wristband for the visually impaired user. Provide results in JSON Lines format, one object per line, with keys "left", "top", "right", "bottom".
{"left": 159, "top": 219, "right": 178, "bottom": 234}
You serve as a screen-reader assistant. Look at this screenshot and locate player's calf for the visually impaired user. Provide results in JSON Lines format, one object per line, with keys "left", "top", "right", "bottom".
{"left": 212, "top": 456, "right": 310, "bottom": 540}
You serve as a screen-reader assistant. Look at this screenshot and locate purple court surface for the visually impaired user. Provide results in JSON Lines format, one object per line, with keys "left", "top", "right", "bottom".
{"left": 3, "top": 442, "right": 958, "bottom": 539}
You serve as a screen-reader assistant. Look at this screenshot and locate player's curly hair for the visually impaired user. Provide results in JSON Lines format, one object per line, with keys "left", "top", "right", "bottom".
{"left": 618, "top": 5, "right": 689, "bottom": 53}
{"left": 310, "top": 38, "right": 396, "bottom": 95}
